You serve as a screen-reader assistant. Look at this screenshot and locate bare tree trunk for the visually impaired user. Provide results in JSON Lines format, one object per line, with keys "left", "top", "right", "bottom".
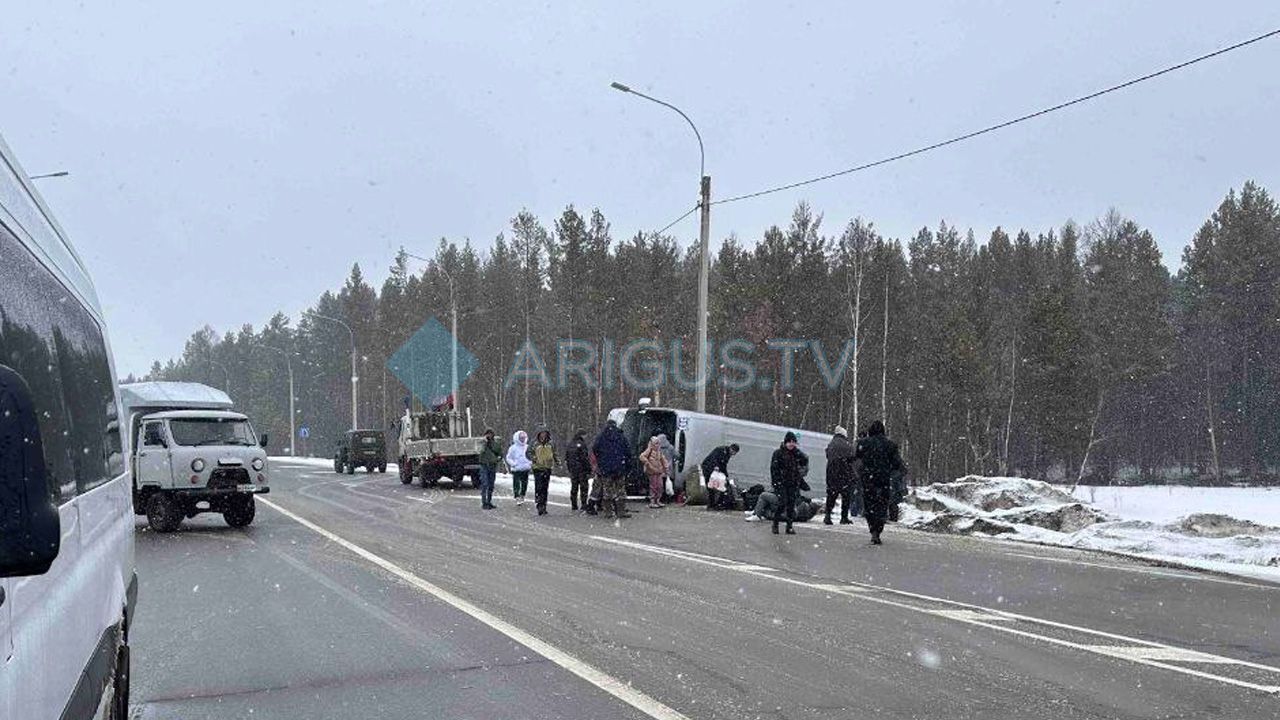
{"left": 847, "top": 250, "right": 864, "bottom": 432}
{"left": 1000, "top": 335, "right": 1018, "bottom": 475}
{"left": 881, "top": 278, "right": 889, "bottom": 426}
{"left": 1205, "top": 361, "right": 1223, "bottom": 484}
{"left": 1071, "top": 389, "right": 1106, "bottom": 494}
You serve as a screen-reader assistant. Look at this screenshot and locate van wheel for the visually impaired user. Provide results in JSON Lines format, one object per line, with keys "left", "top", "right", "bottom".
{"left": 146, "top": 493, "right": 182, "bottom": 532}
{"left": 224, "top": 496, "right": 256, "bottom": 527}
{"left": 106, "top": 635, "right": 130, "bottom": 719}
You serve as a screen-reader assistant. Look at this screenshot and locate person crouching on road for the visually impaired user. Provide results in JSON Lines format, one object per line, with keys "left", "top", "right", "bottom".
{"left": 700, "top": 443, "right": 739, "bottom": 511}
{"left": 824, "top": 426, "right": 857, "bottom": 525}
{"left": 769, "top": 432, "right": 809, "bottom": 535}
{"left": 506, "top": 430, "right": 532, "bottom": 505}
{"left": 592, "top": 419, "right": 632, "bottom": 519}
{"left": 477, "top": 428, "right": 503, "bottom": 510}
{"left": 565, "top": 429, "right": 591, "bottom": 512}
{"left": 639, "top": 436, "right": 670, "bottom": 509}
{"left": 527, "top": 429, "right": 559, "bottom": 516}
{"left": 855, "top": 420, "right": 905, "bottom": 545}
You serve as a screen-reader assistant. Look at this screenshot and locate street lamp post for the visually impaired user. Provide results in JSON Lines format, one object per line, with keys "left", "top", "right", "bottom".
{"left": 208, "top": 359, "right": 231, "bottom": 396}
{"left": 405, "top": 253, "right": 460, "bottom": 410}
{"left": 260, "top": 346, "right": 296, "bottom": 456}
{"left": 308, "top": 311, "right": 358, "bottom": 430}
{"left": 611, "top": 81, "right": 711, "bottom": 413}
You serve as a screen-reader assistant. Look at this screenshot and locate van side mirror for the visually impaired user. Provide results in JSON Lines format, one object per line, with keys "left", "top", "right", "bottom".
{"left": 259, "top": 433, "right": 269, "bottom": 448}
{"left": 0, "top": 365, "right": 61, "bottom": 578}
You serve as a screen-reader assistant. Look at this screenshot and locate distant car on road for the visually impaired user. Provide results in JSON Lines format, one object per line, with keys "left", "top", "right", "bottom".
{"left": 335, "top": 429, "right": 388, "bottom": 474}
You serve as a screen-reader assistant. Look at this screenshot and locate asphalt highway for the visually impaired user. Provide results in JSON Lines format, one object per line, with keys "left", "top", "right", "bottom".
{"left": 127, "top": 459, "right": 1280, "bottom": 719}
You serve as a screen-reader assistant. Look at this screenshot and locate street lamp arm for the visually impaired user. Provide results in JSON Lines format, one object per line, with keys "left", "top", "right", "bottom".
{"left": 611, "top": 81, "right": 705, "bottom": 180}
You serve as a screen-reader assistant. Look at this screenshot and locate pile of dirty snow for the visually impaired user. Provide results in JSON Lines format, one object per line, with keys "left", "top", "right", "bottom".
{"left": 902, "top": 476, "right": 1280, "bottom": 579}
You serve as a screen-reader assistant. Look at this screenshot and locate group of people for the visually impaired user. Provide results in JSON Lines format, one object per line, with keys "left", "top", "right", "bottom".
{"left": 473, "top": 419, "right": 640, "bottom": 519}
{"left": 737, "top": 421, "right": 904, "bottom": 544}
{"left": 823, "top": 420, "right": 905, "bottom": 544}
{"left": 472, "top": 415, "right": 904, "bottom": 545}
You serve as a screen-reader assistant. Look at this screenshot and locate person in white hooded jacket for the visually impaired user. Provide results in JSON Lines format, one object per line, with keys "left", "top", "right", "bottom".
{"left": 506, "top": 430, "right": 532, "bottom": 504}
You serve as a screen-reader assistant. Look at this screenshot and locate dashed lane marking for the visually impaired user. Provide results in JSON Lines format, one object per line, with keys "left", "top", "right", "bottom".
{"left": 259, "top": 498, "right": 691, "bottom": 720}
{"left": 590, "top": 535, "right": 1280, "bottom": 695}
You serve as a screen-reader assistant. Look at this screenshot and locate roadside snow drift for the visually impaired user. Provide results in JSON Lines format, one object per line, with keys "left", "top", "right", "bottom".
{"left": 903, "top": 476, "right": 1280, "bottom": 578}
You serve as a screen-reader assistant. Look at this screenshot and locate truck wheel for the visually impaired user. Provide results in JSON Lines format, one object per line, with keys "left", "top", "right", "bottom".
{"left": 399, "top": 459, "right": 413, "bottom": 484}
{"left": 378, "top": 463, "right": 387, "bottom": 474}
{"left": 224, "top": 496, "right": 256, "bottom": 527}
{"left": 345, "top": 462, "right": 355, "bottom": 475}
{"left": 365, "top": 464, "right": 373, "bottom": 473}
{"left": 468, "top": 473, "right": 480, "bottom": 489}
{"left": 333, "top": 457, "right": 342, "bottom": 473}
{"left": 146, "top": 493, "right": 182, "bottom": 533}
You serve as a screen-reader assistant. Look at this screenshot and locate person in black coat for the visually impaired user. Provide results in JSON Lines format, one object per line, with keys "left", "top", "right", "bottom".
{"left": 699, "top": 443, "right": 739, "bottom": 511}
{"left": 564, "top": 429, "right": 591, "bottom": 511}
{"left": 824, "top": 426, "right": 857, "bottom": 525}
{"left": 855, "top": 420, "right": 904, "bottom": 545}
{"left": 769, "top": 431, "right": 809, "bottom": 535}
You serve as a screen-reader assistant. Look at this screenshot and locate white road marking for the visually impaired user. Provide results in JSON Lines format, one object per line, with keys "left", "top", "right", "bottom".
{"left": 259, "top": 498, "right": 691, "bottom": 720}
{"left": 590, "top": 535, "right": 1280, "bottom": 695}
{"left": 933, "top": 609, "right": 1016, "bottom": 623}
{"left": 1086, "top": 646, "right": 1245, "bottom": 664}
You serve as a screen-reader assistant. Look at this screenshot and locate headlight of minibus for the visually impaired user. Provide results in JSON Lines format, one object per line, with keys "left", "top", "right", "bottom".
{"left": 252, "top": 457, "right": 264, "bottom": 471}
{"left": 191, "top": 458, "right": 206, "bottom": 472}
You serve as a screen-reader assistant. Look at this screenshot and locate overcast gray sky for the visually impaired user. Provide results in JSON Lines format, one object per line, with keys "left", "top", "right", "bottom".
{"left": 6, "top": 1, "right": 1280, "bottom": 376}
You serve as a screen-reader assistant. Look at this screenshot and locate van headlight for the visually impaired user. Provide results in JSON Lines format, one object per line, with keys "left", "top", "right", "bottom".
{"left": 252, "top": 457, "right": 265, "bottom": 471}
{"left": 191, "top": 458, "right": 206, "bottom": 472}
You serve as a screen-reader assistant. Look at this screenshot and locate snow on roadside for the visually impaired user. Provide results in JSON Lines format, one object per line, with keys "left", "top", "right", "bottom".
{"left": 903, "top": 475, "right": 1280, "bottom": 582}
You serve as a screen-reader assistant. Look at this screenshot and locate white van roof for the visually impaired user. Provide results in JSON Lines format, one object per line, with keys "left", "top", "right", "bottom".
{"left": 0, "top": 132, "right": 102, "bottom": 321}
{"left": 120, "top": 381, "right": 234, "bottom": 411}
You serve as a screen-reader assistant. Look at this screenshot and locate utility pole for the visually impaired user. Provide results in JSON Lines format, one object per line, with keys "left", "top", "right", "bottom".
{"left": 308, "top": 311, "right": 358, "bottom": 430}
{"left": 696, "top": 175, "right": 711, "bottom": 412}
{"left": 610, "top": 80, "right": 710, "bottom": 412}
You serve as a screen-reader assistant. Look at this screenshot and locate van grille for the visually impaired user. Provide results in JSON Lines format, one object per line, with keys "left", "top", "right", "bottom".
{"left": 208, "top": 468, "right": 251, "bottom": 489}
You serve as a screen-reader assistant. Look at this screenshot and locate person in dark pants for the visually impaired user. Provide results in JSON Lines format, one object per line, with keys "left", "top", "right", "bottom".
{"left": 769, "top": 432, "right": 809, "bottom": 535}
{"left": 527, "top": 429, "right": 559, "bottom": 516}
{"left": 565, "top": 429, "right": 591, "bottom": 511}
{"left": 592, "top": 419, "right": 633, "bottom": 519}
{"left": 505, "top": 430, "right": 531, "bottom": 504}
{"left": 855, "top": 420, "right": 904, "bottom": 545}
{"left": 824, "top": 425, "right": 857, "bottom": 525}
{"left": 699, "top": 443, "right": 739, "bottom": 511}
{"left": 477, "top": 428, "right": 503, "bottom": 509}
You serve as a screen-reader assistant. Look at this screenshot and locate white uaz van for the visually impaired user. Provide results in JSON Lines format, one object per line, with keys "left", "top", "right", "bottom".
{"left": 0, "top": 133, "right": 134, "bottom": 718}
{"left": 120, "top": 382, "right": 270, "bottom": 532}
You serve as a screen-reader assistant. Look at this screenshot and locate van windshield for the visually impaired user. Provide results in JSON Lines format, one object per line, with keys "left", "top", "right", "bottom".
{"left": 169, "top": 418, "right": 257, "bottom": 447}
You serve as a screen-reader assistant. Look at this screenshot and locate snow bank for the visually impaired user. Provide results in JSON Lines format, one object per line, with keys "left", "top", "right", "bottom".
{"left": 1070, "top": 485, "right": 1280, "bottom": 527}
{"left": 904, "top": 476, "right": 1280, "bottom": 580}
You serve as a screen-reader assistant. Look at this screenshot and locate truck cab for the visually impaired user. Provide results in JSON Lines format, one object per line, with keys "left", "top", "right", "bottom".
{"left": 121, "top": 382, "right": 270, "bottom": 531}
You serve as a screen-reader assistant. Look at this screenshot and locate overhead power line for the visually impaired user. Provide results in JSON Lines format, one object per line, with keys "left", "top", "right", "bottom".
{"left": 653, "top": 204, "right": 700, "bottom": 237}
{"left": 713, "top": 27, "right": 1280, "bottom": 206}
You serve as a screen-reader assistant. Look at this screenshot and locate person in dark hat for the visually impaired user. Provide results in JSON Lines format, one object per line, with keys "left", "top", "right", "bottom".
{"left": 855, "top": 420, "right": 904, "bottom": 545}
{"left": 768, "top": 431, "right": 809, "bottom": 535}
{"left": 824, "top": 425, "right": 857, "bottom": 525}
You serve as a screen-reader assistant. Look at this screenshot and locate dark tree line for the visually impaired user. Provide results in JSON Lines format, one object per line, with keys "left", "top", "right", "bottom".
{"left": 138, "top": 182, "right": 1280, "bottom": 485}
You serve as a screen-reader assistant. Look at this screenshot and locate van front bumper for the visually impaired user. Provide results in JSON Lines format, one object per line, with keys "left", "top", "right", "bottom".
{"left": 172, "top": 485, "right": 270, "bottom": 496}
